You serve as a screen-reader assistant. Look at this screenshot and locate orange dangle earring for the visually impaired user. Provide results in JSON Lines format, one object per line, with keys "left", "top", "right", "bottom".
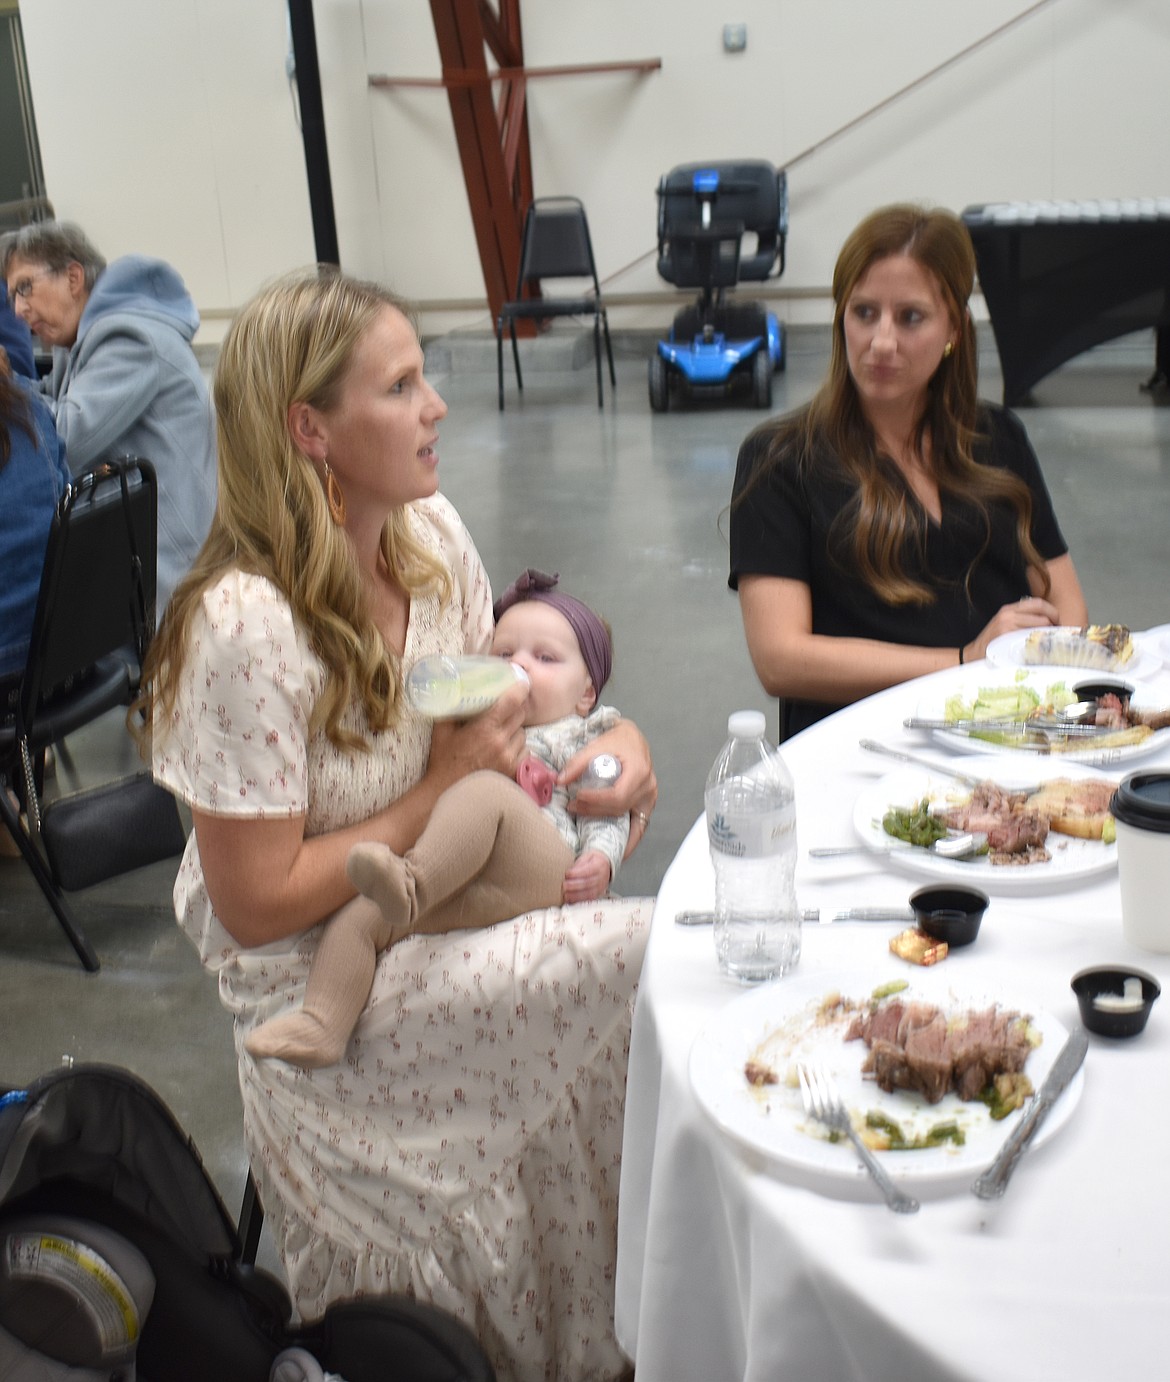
{"left": 323, "top": 460, "right": 346, "bottom": 524}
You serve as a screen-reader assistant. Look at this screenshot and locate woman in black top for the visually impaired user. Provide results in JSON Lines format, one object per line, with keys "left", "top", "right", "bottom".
{"left": 730, "top": 204, "right": 1087, "bottom": 738}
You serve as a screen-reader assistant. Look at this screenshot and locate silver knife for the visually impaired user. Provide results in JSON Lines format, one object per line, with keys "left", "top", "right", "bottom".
{"left": 859, "top": 739, "right": 992, "bottom": 789}
{"left": 903, "top": 716, "right": 1107, "bottom": 738}
{"left": 674, "top": 908, "right": 914, "bottom": 926}
{"left": 971, "top": 1026, "right": 1089, "bottom": 1200}
{"left": 858, "top": 740, "right": 1044, "bottom": 796}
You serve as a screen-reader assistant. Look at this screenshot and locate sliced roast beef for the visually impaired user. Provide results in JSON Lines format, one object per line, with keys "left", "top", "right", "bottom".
{"left": 848, "top": 998, "right": 1033, "bottom": 1105}
{"left": 949, "top": 1009, "right": 1032, "bottom": 1100}
{"left": 986, "top": 809, "right": 1048, "bottom": 853}
{"left": 847, "top": 998, "right": 906, "bottom": 1047}
{"left": 1093, "top": 693, "right": 1129, "bottom": 732}
{"left": 939, "top": 781, "right": 1050, "bottom": 860}
{"left": 899, "top": 1011, "right": 953, "bottom": 1103}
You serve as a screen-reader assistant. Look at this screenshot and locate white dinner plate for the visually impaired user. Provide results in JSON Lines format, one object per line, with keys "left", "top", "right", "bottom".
{"left": 851, "top": 760, "right": 1118, "bottom": 892}
{"left": 913, "top": 671, "right": 1170, "bottom": 766}
{"left": 1154, "top": 628, "right": 1170, "bottom": 668}
{"left": 986, "top": 628, "right": 1159, "bottom": 679}
{"left": 689, "top": 969, "right": 1083, "bottom": 1199}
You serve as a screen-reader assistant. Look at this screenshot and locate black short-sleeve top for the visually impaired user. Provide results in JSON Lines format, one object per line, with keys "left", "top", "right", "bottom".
{"left": 728, "top": 403, "right": 1068, "bottom": 738}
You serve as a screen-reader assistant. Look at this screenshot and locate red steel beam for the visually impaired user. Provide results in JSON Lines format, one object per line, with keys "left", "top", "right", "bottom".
{"left": 429, "top": 0, "right": 528, "bottom": 322}
{"left": 395, "top": 3, "right": 659, "bottom": 323}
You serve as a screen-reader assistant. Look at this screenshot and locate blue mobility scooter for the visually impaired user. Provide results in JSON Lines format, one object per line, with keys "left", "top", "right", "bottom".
{"left": 649, "top": 160, "right": 788, "bottom": 411}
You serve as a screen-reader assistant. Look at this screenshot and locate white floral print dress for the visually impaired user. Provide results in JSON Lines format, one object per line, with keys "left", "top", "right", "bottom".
{"left": 154, "top": 495, "right": 651, "bottom": 1382}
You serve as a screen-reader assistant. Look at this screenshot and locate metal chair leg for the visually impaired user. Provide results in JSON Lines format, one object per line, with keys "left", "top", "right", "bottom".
{"left": 238, "top": 1168, "right": 264, "bottom": 1266}
{"left": 593, "top": 313, "right": 604, "bottom": 407}
{"left": 496, "top": 319, "right": 506, "bottom": 411}
{"left": 509, "top": 320, "right": 523, "bottom": 395}
{"left": 0, "top": 784, "right": 100, "bottom": 972}
{"left": 601, "top": 308, "right": 616, "bottom": 386}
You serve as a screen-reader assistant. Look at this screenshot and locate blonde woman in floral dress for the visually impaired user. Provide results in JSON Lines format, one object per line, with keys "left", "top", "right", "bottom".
{"left": 144, "top": 267, "right": 656, "bottom": 1382}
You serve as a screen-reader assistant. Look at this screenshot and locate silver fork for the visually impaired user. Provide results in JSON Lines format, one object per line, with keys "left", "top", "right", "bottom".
{"left": 798, "top": 1064, "right": 920, "bottom": 1214}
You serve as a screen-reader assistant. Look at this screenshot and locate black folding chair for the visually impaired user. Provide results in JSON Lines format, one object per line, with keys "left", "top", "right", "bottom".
{"left": 496, "top": 195, "right": 616, "bottom": 410}
{"left": 0, "top": 457, "right": 167, "bottom": 971}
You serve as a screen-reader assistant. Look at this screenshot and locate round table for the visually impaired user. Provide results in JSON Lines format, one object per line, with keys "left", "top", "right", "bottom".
{"left": 615, "top": 645, "right": 1170, "bottom": 1382}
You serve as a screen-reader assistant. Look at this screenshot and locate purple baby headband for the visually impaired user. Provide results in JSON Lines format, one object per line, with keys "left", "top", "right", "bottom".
{"left": 493, "top": 568, "right": 612, "bottom": 698}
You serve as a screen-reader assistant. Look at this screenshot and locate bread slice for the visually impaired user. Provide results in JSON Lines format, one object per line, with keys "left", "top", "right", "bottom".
{"left": 1026, "top": 778, "right": 1117, "bottom": 840}
{"left": 1050, "top": 724, "right": 1151, "bottom": 754}
{"left": 889, "top": 929, "right": 948, "bottom": 966}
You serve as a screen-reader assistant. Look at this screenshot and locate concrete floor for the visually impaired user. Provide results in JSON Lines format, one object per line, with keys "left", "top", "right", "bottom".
{"left": 3, "top": 322, "right": 1168, "bottom": 1268}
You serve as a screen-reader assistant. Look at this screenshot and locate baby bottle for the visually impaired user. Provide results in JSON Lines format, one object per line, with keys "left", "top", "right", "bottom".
{"left": 406, "top": 655, "right": 528, "bottom": 719}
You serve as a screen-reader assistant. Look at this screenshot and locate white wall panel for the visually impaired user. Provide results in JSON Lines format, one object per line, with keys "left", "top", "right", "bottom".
{"left": 17, "top": 0, "right": 1170, "bottom": 337}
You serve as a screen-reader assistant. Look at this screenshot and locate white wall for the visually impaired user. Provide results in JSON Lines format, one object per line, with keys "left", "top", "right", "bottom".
{"left": 18, "top": 0, "right": 1170, "bottom": 340}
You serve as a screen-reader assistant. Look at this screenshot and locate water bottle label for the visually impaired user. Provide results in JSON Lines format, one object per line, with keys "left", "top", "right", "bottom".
{"left": 707, "top": 805, "right": 795, "bottom": 858}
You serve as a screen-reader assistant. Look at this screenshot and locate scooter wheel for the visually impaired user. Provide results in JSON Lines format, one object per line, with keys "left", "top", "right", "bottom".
{"left": 649, "top": 354, "right": 670, "bottom": 413}
{"left": 752, "top": 348, "right": 773, "bottom": 409}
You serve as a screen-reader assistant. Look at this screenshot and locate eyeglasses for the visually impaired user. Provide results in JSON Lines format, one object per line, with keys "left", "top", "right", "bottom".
{"left": 8, "top": 269, "right": 58, "bottom": 301}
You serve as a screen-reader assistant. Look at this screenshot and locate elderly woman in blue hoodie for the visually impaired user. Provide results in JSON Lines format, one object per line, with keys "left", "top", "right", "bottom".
{"left": 2, "top": 221, "right": 216, "bottom": 611}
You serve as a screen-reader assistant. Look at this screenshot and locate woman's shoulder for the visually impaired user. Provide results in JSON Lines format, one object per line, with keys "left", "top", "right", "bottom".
{"left": 975, "top": 400, "right": 1029, "bottom": 444}
{"left": 407, "top": 492, "right": 469, "bottom": 546}
{"left": 407, "top": 492, "right": 490, "bottom": 609}
{"left": 738, "top": 410, "right": 806, "bottom": 464}
{"left": 734, "top": 411, "right": 808, "bottom": 491}
{"left": 183, "top": 568, "right": 323, "bottom": 700}
{"left": 192, "top": 569, "right": 308, "bottom": 650}
{"left": 197, "top": 567, "right": 288, "bottom": 613}
{"left": 973, "top": 401, "right": 1039, "bottom": 471}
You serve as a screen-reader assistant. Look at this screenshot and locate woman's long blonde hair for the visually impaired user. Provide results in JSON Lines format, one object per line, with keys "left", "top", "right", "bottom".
{"left": 739, "top": 204, "right": 1049, "bottom": 605}
{"left": 141, "top": 266, "right": 450, "bottom": 751}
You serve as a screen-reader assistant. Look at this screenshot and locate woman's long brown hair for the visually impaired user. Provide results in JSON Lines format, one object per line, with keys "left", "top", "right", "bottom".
{"left": 738, "top": 204, "right": 1050, "bottom": 606}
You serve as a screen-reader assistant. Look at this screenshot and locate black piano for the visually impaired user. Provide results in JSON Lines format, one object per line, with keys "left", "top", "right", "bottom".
{"left": 962, "top": 199, "right": 1170, "bottom": 406}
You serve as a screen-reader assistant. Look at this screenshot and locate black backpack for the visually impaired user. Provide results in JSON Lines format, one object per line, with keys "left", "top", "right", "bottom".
{"left": 0, "top": 1063, "right": 495, "bottom": 1382}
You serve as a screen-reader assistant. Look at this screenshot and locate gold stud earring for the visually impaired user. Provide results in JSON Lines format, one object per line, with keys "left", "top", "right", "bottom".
{"left": 943, "top": 341, "right": 954, "bottom": 358}
{"left": 323, "top": 461, "right": 346, "bottom": 525}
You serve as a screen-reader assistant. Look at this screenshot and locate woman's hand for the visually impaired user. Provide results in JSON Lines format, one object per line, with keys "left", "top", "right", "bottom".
{"left": 424, "top": 680, "right": 530, "bottom": 791}
{"left": 965, "top": 594, "right": 1060, "bottom": 663}
{"left": 961, "top": 554, "right": 1088, "bottom": 664}
{"left": 562, "top": 718, "right": 658, "bottom": 859}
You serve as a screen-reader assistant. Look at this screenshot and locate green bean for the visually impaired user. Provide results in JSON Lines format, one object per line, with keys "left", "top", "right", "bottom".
{"left": 882, "top": 800, "right": 949, "bottom": 848}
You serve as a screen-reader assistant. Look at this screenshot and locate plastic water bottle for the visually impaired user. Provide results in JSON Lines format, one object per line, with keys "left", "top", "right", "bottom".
{"left": 406, "top": 655, "right": 528, "bottom": 718}
{"left": 704, "top": 710, "right": 800, "bottom": 982}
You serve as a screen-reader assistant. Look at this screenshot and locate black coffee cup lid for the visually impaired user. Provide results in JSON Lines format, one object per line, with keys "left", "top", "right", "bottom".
{"left": 1111, "top": 772, "right": 1170, "bottom": 833}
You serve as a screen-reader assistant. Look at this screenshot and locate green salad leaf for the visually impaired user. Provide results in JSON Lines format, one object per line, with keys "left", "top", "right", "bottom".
{"left": 943, "top": 679, "right": 1076, "bottom": 741}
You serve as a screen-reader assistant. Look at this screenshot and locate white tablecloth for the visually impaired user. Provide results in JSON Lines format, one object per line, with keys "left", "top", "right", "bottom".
{"left": 616, "top": 645, "right": 1170, "bottom": 1381}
